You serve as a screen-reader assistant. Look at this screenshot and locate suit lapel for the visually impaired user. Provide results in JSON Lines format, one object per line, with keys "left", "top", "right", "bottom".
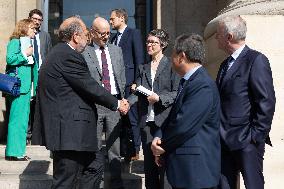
{"left": 220, "top": 46, "right": 249, "bottom": 90}
{"left": 108, "top": 45, "right": 119, "bottom": 78}
{"left": 153, "top": 56, "right": 167, "bottom": 86}
{"left": 118, "top": 27, "right": 130, "bottom": 47}
{"left": 144, "top": 63, "right": 152, "bottom": 88}
{"left": 171, "top": 68, "right": 202, "bottom": 116}
{"left": 87, "top": 45, "right": 102, "bottom": 77}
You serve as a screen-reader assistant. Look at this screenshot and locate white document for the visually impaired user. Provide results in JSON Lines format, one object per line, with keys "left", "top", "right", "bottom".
{"left": 20, "top": 37, "right": 34, "bottom": 65}
{"left": 136, "top": 85, "right": 152, "bottom": 96}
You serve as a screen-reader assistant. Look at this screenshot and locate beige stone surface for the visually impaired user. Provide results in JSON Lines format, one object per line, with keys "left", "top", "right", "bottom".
{"left": 16, "top": 0, "right": 37, "bottom": 21}
{"left": 205, "top": 14, "right": 284, "bottom": 189}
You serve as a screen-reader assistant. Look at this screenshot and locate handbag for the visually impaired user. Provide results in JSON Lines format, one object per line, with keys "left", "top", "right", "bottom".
{"left": 0, "top": 68, "right": 21, "bottom": 97}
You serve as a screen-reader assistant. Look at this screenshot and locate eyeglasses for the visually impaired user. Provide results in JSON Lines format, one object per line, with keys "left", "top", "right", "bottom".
{"left": 31, "top": 17, "right": 43, "bottom": 22}
{"left": 92, "top": 29, "right": 110, "bottom": 37}
{"left": 146, "top": 40, "right": 160, "bottom": 46}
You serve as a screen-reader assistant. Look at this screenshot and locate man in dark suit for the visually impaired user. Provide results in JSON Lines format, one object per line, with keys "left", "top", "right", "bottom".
{"left": 215, "top": 15, "right": 276, "bottom": 189}
{"left": 82, "top": 17, "right": 126, "bottom": 189}
{"left": 33, "top": 16, "right": 128, "bottom": 189}
{"left": 110, "top": 8, "right": 145, "bottom": 160}
{"left": 151, "top": 34, "right": 221, "bottom": 189}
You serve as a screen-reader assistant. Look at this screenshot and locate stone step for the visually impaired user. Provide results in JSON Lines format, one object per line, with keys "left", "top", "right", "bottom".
{"left": 0, "top": 159, "right": 53, "bottom": 174}
{"left": 0, "top": 145, "right": 50, "bottom": 157}
{"left": 0, "top": 174, "right": 52, "bottom": 189}
{"left": 0, "top": 145, "right": 145, "bottom": 189}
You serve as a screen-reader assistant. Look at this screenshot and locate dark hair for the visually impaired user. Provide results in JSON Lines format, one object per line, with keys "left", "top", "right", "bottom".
{"left": 174, "top": 34, "right": 205, "bottom": 64}
{"left": 58, "top": 17, "right": 84, "bottom": 42}
{"left": 28, "top": 9, "right": 43, "bottom": 18}
{"left": 111, "top": 8, "right": 128, "bottom": 24}
{"left": 148, "top": 29, "right": 169, "bottom": 50}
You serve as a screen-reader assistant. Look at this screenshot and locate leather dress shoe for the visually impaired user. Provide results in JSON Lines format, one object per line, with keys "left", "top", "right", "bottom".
{"left": 5, "top": 156, "right": 30, "bottom": 161}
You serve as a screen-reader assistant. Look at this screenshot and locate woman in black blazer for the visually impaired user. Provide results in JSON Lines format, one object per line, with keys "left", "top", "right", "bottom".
{"left": 128, "top": 29, "right": 180, "bottom": 189}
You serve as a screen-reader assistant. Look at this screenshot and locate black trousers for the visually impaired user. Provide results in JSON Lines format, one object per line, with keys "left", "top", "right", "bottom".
{"left": 52, "top": 150, "right": 104, "bottom": 189}
{"left": 141, "top": 122, "right": 171, "bottom": 189}
{"left": 219, "top": 142, "right": 265, "bottom": 189}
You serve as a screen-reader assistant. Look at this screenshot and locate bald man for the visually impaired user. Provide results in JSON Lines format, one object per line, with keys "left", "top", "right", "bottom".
{"left": 33, "top": 16, "right": 129, "bottom": 189}
{"left": 82, "top": 17, "right": 126, "bottom": 189}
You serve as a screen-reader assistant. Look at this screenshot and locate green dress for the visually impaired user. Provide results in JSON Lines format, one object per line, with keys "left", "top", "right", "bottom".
{"left": 5, "top": 38, "right": 38, "bottom": 157}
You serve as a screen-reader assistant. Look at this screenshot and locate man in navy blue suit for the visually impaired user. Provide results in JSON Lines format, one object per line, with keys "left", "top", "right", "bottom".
{"left": 110, "top": 8, "right": 144, "bottom": 160}
{"left": 215, "top": 15, "right": 276, "bottom": 189}
{"left": 151, "top": 34, "right": 221, "bottom": 189}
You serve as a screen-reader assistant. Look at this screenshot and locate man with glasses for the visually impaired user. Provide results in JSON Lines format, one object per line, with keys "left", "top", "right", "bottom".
{"left": 27, "top": 9, "right": 52, "bottom": 144}
{"left": 110, "top": 8, "right": 144, "bottom": 161}
{"left": 28, "top": 9, "right": 52, "bottom": 68}
{"left": 82, "top": 17, "right": 126, "bottom": 189}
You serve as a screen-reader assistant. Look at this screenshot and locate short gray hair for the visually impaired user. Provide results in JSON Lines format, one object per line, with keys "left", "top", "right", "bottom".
{"left": 58, "top": 17, "right": 84, "bottom": 42}
{"left": 219, "top": 15, "right": 247, "bottom": 41}
{"left": 148, "top": 29, "right": 169, "bottom": 50}
{"left": 174, "top": 34, "right": 205, "bottom": 64}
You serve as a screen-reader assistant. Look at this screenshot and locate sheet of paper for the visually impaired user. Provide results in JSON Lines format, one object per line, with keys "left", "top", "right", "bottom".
{"left": 136, "top": 85, "right": 152, "bottom": 96}
{"left": 20, "top": 37, "right": 34, "bottom": 65}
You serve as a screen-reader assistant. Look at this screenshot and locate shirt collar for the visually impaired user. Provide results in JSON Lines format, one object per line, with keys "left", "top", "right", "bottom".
{"left": 183, "top": 65, "right": 202, "bottom": 80}
{"left": 93, "top": 42, "right": 108, "bottom": 51}
{"left": 231, "top": 44, "right": 245, "bottom": 60}
{"left": 118, "top": 25, "right": 127, "bottom": 34}
{"left": 67, "top": 42, "right": 75, "bottom": 50}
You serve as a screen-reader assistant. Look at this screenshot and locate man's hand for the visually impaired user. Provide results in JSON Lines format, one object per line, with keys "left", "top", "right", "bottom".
{"left": 155, "top": 156, "right": 164, "bottom": 167}
{"left": 118, "top": 98, "right": 129, "bottom": 115}
{"left": 151, "top": 137, "right": 165, "bottom": 156}
{"left": 147, "top": 92, "right": 159, "bottom": 105}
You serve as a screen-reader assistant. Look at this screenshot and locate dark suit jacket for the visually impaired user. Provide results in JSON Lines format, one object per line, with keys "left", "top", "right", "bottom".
{"left": 128, "top": 56, "right": 180, "bottom": 128}
{"left": 33, "top": 43, "right": 118, "bottom": 152}
{"left": 110, "top": 27, "right": 144, "bottom": 96}
{"left": 155, "top": 67, "right": 221, "bottom": 189}
{"left": 82, "top": 43, "right": 126, "bottom": 98}
{"left": 39, "top": 30, "right": 52, "bottom": 62}
{"left": 216, "top": 45, "right": 276, "bottom": 150}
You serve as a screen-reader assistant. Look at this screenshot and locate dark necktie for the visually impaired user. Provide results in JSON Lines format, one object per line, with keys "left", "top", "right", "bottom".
{"left": 100, "top": 47, "right": 111, "bottom": 92}
{"left": 114, "top": 32, "right": 121, "bottom": 46}
{"left": 175, "top": 78, "right": 186, "bottom": 102}
{"left": 219, "top": 56, "right": 233, "bottom": 87}
{"left": 33, "top": 37, "right": 39, "bottom": 64}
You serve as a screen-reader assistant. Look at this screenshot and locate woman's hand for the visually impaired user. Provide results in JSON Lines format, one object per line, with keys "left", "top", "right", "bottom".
{"left": 147, "top": 92, "right": 159, "bottom": 105}
{"left": 25, "top": 46, "right": 33, "bottom": 56}
{"left": 131, "top": 83, "right": 137, "bottom": 93}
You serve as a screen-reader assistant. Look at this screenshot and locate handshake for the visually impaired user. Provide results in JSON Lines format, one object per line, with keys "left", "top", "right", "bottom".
{"left": 118, "top": 98, "right": 130, "bottom": 115}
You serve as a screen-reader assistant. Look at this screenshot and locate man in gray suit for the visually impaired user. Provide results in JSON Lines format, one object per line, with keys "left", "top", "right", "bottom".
{"left": 27, "top": 9, "right": 52, "bottom": 143}
{"left": 82, "top": 17, "right": 126, "bottom": 189}
{"left": 28, "top": 9, "right": 52, "bottom": 67}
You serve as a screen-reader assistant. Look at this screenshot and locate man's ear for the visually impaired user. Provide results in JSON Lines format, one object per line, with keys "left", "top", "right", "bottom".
{"left": 73, "top": 32, "right": 79, "bottom": 44}
{"left": 227, "top": 33, "right": 233, "bottom": 41}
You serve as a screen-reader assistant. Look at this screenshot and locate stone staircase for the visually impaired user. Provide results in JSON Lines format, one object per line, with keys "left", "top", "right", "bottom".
{"left": 0, "top": 145, "right": 145, "bottom": 189}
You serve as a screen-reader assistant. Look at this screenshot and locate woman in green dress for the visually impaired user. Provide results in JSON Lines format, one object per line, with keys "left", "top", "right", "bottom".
{"left": 5, "top": 19, "right": 38, "bottom": 161}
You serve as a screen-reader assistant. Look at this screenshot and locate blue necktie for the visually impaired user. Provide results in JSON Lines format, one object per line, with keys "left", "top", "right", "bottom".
{"left": 114, "top": 32, "right": 121, "bottom": 46}
{"left": 219, "top": 56, "right": 233, "bottom": 87}
{"left": 33, "top": 37, "right": 39, "bottom": 64}
{"left": 175, "top": 78, "right": 186, "bottom": 102}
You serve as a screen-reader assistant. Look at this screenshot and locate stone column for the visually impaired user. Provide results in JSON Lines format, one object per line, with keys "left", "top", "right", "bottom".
{"left": 204, "top": 1, "right": 284, "bottom": 188}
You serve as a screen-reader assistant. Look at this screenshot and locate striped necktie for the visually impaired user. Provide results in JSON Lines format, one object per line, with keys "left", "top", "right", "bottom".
{"left": 100, "top": 47, "right": 111, "bottom": 92}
